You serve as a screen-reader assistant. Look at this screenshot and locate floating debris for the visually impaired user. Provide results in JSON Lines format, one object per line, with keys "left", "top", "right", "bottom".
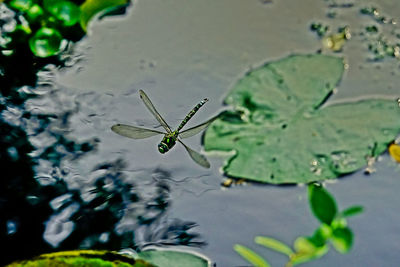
{"left": 322, "top": 26, "right": 351, "bottom": 52}
{"left": 388, "top": 142, "right": 400, "bottom": 163}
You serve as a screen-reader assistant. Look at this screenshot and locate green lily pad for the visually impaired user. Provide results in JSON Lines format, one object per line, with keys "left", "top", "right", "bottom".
{"left": 6, "top": 250, "right": 155, "bottom": 267}
{"left": 80, "top": 0, "right": 130, "bottom": 31}
{"left": 137, "top": 249, "right": 212, "bottom": 267}
{"left": 204, "top": 54, "right": 400, "bottom": 184}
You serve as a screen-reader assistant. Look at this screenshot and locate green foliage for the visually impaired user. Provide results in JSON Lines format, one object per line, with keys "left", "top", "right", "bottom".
{"left": 204, "top": 54, "right": 400, "bottom": 184}
{"left": 28, "top": 27, "right": 63, "bottom": 57}
{"left": 235, "top": 183, "right": 363, "bottom": 266}
{"left": 2, "top": 0, "right": 131, "bottom": 58}
{"left": 44, "top": 0, "right": 80, "bottom": 26}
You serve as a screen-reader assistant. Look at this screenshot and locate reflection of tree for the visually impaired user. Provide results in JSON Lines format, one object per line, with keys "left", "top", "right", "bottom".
{"left": 0, "top": 7, "right": 203, "bottom": 265}
{"left": 1, "top": 96, "right": 203, "bottom": 265}
{"left": 0, "top": 8, "right": 205, "bottom": 267}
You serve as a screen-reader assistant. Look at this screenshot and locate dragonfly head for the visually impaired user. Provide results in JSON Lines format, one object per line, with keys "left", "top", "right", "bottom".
{"left": 158, "top": 142, "right": 169, "bottom": 154}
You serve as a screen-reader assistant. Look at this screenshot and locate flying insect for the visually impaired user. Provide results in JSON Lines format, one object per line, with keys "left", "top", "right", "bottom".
{"left": 111, "top": 90, "right": 216, "bottom": 168}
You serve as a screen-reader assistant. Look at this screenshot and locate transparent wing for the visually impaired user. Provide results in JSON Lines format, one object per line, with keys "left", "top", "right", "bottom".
{"left": 139, "top": 90, "right": 172, "bottom": 133}
{"left": 179, "top": 115, "right": 218, "bottom": 139}
{"left": 178, "top": 139, "right": 210, "bottom": 168}
{"left": 111, "top": 124, "right": 164, "bottom": 139}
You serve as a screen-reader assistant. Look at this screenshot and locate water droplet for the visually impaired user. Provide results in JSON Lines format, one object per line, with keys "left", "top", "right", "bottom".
{"left": 330, "top": 151, "right": 357, "bottom": 172}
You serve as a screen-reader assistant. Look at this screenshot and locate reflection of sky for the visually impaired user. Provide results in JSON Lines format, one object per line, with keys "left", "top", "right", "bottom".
{"left": 44, "top": 203, "right": 79, "bottom": 247}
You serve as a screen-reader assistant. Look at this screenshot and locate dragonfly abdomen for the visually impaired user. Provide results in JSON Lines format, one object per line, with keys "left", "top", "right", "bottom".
{"left": 176, "top": 98, "right": 208, "bottom": 133}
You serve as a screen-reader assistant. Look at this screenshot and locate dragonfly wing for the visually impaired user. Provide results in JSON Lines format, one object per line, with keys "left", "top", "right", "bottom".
{"left": 139, "top": 90, "right": 172, "bottom": 133}
{"left": 178, "top": 139, "right": 210, "bottom": 168}
{"left": 179, "top": 115, "right": 218, "bottom": 139}
{"left": 111, "top": 124, "right": 164, "bottom": 139}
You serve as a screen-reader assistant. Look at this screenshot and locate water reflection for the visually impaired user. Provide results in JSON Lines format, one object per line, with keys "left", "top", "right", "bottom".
{"left": 0, "top": 72, "right": 203, "bottom": 265}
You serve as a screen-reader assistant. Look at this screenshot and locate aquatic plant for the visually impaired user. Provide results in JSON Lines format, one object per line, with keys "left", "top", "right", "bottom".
{"left": 235, "top": 183, "right": 363, "bottom": 267}
{"left": 204, "top": 54, "right": 400, "bottom": 184}
{"left": 2, "top": 0, "right": 130, "bottom": 57}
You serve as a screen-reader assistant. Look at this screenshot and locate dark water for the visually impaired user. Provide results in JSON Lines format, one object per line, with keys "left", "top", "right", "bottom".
{"left": 2, "top": 0, "right": 400, "bottom": 266}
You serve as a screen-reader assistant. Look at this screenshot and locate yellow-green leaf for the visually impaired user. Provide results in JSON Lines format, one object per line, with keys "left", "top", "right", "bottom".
{"left": 234, "top": 244, "right": 271, "bottom": 267}
{"left": 80, "top": 0, "right": 130, "bottom": 31}
{"left": 255, "top": 236, "right": 293, "bottom": 256}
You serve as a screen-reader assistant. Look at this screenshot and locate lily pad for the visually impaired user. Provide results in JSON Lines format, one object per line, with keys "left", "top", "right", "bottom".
{"left": 6, "top": 250, "right": 155, "bottom": 267}
{"left": 204, "top": 54, "right": 400, "bottom": 184}
{"left": 137, "top": 249, "right": 212, "bottom": 267}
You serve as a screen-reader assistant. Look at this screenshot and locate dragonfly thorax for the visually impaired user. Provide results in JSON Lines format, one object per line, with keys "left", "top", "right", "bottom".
{"left": 158, "top": 131, "right": 178, "bottom": 154}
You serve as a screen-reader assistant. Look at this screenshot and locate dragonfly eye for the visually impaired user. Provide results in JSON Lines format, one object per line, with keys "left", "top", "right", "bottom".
{"left": 158, "top": 143, "right": 167, "bottom": 154}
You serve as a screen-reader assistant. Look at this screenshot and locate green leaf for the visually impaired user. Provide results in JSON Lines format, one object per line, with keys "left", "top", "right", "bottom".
{"left": 309, "top": 225, "right": 332, "bottom": 247}
{"left": 80, "top": 0, "right": 130, "bottom": 31}
{"left": 292, "top": 237, "right": 329, "bottom": 265}
{"left": 137, "top": 249, "right": 211, "bottom": 267}
{"left": 204, "top": 54, "right": 400, "bottom": 184}
{"left": 44, "top": 0, "right": 80, "bottom": 26}
{"left": 6, "top": 250, "right": 155, "bottom": 267}
{"left": 309, "top": 183, "right": 338, "bottom": 225}
{"left": 331, "top": 227, "right": 353, "bottom": 253}
{"left": 26, "top": 4, "right": 44, "bottom": 22}
{"left": 341, "top": 205, "right": 364, "bottom": 217}
{"left": 255, "top": 236, "right": 294, "bottom": 256}
{"left": 28, "top": 27, "right": 63, "bottom": 57}
{"left": 234, "top": 244, "right": 271, "bottom": 267}
{"left": 8, "top": 0, "right": 33, "bottom": 12}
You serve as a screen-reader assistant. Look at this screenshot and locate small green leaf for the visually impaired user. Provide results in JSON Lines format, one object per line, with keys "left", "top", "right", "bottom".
{"left": 26, "top": 4, "right": 44, "bottom": 22}
{"left": 341, "top": 205, "right": 364, "bottom": 217}
{"left": 292, "top": 237, "right": 329, "bottom": 265}
{"left": 80, "top": 0, "right": 130, "bottom": 31}
{"left": 331, "top": 227, "right": 353, "bottom": 253}
{"left": 234, "top": 244, "right": 271, "bottom": 267}
{"left": 44, "top": 0, "right": 80, "bottom": 26}
{"left": 8, "top": 0, "right": 33, "bottom": 12}
{"left": 29, "top": 27, "right": 63, "bottom": 57}
{"left": 255, "top": 236, "right": 294, "bottom": 256}
{"left": 309, "top": 183, "right": 338, "bottom": 225}
{"left": 293, "top": 237, "right": 317, "bottom": 255}
{"left": 310, "top": 225, "right": 331, "bottom": 247}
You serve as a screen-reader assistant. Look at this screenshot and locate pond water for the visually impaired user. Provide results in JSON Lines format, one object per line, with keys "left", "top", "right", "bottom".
{"left": 2, "top": 0, "right": 400, "bottom": 266}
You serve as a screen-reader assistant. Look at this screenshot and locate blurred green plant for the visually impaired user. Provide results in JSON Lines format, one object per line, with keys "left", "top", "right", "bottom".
{"left": 235, "top": 183, "right": 363, "bottom": 267}
{"left": 2, "top": 0, "right": 130, "bottom": 58}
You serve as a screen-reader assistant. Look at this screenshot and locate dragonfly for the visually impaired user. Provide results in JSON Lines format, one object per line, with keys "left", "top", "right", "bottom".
{"left": 111, "top": 90, "right": 216, "bottom": 168}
